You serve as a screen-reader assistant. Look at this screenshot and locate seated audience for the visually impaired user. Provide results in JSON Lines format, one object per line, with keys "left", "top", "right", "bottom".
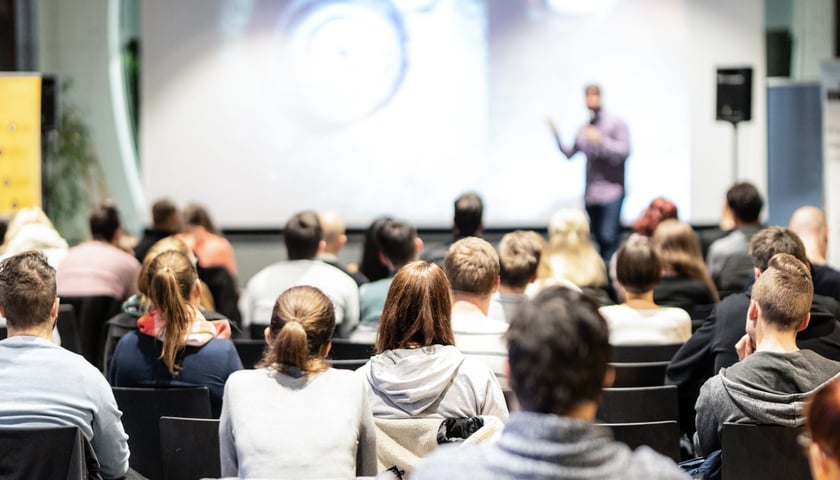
{"left": 358, "top": 261, "right": 508, "bottom": 420}
{"left": 652, "top": 219, "right": 719, "bottom": 313}
{"left": 0, "top": 206, "right": 68, "bottom": 268}
{"left": 56, "top": 202, "right": 141, "bottom": 300}
{"left": 632, "top": 196, "right": 679, "bottom": 237}
{"left": 356, "top": 216, "right": 393, "bottom": 283}
{"left": 0, "top": 251, "right": 129, "bottom": 479}
{"left": 220, "top": 286, "right": 376, "bottom": 478}
{"left": 789, "top": 205, "right": 840, "bottom": 301}
{"left": 134, "top": 198, "right": 181, "bottom": 263}
{"left": 422, "top": 191, "right": 484, "bottom": 267}
{"left": 179, "top": 202, "right": 238, "bottom": 277}
{"left": 600, "top": 237, "right": 691, "bottom": 345}
{"left": 706, "top": 182, "right": 764, "bottom": 298}
{"left": 317, "top": 210, "right": 368, "bottom": 286}
{"left": 803, "top": 377, "right": 840, "bottom": 480}
{"left": 444, "top": 237, "right": 509, "bottom": 384}
{"left": 240, "top": 210, "right": 360, "bottom": 337}
{"left": 109, "top": 250, "right": 241, "bottom": 416}
{"left": 694, "top": 253, "right": 840, "bottom": 455}
{"left": 414, "top": 286, "right": 689, "bottom": 479}
{"left": 489, "top": 230, "right": 544, "bottom": 323}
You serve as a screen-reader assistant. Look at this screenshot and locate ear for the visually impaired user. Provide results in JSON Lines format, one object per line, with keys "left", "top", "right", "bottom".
{"left": 754, "top": 267, "right": 762, "bottom": 281}
{"left": 112, "top": 227, "right": 123, "bottom": 244}
{"left": 317, "top": 239, "right": 327, "bottom": 254}
{"left": 338, "top": 234, "right": 347, "bottom": 249}
{"left": 378, "top": 252, "right": 391, "bottom": 269}
{"left": 0, "top": 305, "right": 6, "bottom": 319}
{"left": 414, "top": 237, "right": 424, "bottom": 257}
{"left": 797, "top": 312, "right": 811, "bottom": 333}
{"left": 50, "top": 298, "right": 59, "bottom": 321}
{"left": 492, "top": 275, "right": 500, "bottom": 294}
{"left": 603, "top": 366, "right": 616, "bottom": 389}
{"left": 748, "top": 299, "right": 760, "bottom": 321}
{"left": 320, "top": 341, "right": 332, "bottom": 358}
{"left": 191, "top": 281, "right": 202, "bottom": 302}
{"left": 263, "top": 326, "right": 272, "bottom": 346}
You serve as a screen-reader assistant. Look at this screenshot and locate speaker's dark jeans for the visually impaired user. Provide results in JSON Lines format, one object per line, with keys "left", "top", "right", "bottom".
{"left": 586, "top": 196, "right": 624, "bottom": 262}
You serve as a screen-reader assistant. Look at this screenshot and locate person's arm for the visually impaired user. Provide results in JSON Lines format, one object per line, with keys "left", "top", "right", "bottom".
{"left": 356, "top": 384, "right": 378, "bottom": 477}
{"left": 335, "top": 286, "right": 360, "bottom": 338}
{"left": 694, "top": 376, "right": 724, "bottom": 456}
{"left": 548, "top": 118, "right": 578, "bottom": 159}
{"left": 666, "top": 310, "right": 717, "bottom": 434}
{"left": 598, "top": 118, "right": 630, "bottom": 166}
{"left": 219, "top": 382, "right": 238, "bottom": 477}
{"left": 91, "top": 381, "right": 130, "bottom": 479}
{"left": 479, "top": 369, "right": 510, "bottom": 421}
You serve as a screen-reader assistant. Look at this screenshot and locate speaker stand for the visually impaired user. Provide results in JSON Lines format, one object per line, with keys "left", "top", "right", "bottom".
{"left": 730, "top": 120, "right": 740, "bottom": 182}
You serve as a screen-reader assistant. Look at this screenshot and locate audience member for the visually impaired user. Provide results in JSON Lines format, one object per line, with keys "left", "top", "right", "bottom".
{"left": 109, "top": 250, "right": 241, "bottom": 416}
{"left": 56, "top": 202, "right": 141, "bottom": 300}
{"left": 414, "top": 286, "right": 689, "bottom": 479}
{"left": 600, "top": 237, "right": 691, "bottom": 345}
{"left": 489, "top": 230, "right": 544, "bottom": 323}
{"left": 652, "top": 219, "right": 719, "bottom": 313}
{"left": 240, "top": 210, "right": 360, "bottom": 337}
{"left": 1, "top": 206, "right": 69, "bottom": 268}
{"left": 134, "top": 198, "right": 181, "bottom": 263}
{"left": 422, "top": 191, "right": 484, "bottom": 266}
{"left": 357, "top": 216, "right": 393, "bottom": 283}
{"left": 803, "top": 377, "right": 840, "bottom": 480}
{"left": 358, "top": 261, "right": 508, "bottom": 420}
{"left": 317, "top": 210, "right": 369, "bottom": 286}
{"left": 790, "top": 205, "right": 840, "bottom": 301}
{"left": 633, "top": 196, "right": 679, "bottom": 237}
{"left": 179, "top": 202, "right": 238, "bottom": 277}
{"left": 706, "top": 182, "right": 763, "bottom": 298}
{"left": 220, "top": 286, "right": 376, "bottom": 478}
{"left": 694, "top": 253, "right": 840, "bottom": 455}
{"left": 0, "top": 251, "right": 129, "bottom": 479}
{"left": 444, "top": 237, "right": 509, "bottom": 385}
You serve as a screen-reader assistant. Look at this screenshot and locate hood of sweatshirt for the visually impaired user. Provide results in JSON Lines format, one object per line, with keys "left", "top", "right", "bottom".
{"left": 136, "top": 306, "right": 232, "bottom": 347}
{"left": 367, "top": 344, "right": 465, "bottom": 416}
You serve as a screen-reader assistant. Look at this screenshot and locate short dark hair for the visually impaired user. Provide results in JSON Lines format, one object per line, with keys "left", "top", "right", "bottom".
{"left": 453, "top": 192, "right": 483, "bottom": 238}
{"left": 616, "top": 236, "right": 662, "bottom": 294}
{"left": 498, "top": 231, "right": 543, "bottom": 288}
{"left": 284, "top": 211, "right": 322, "bottom": 260}
{"left": 152, "top": 199, "right": 180, "bottom": 232}
{"left": 507, "top": 286, "right": 610, "bottom": 414}
{"left": 749, "top": 226, "right": 808, "bottom": 272}
{"left": 377, "top": 219, "right": 417, "bottom": 270}
{"left": 183, "top": 203, "right": 219, "bottom": 235}
{"left": 89, "top": 203, "right": 121, "bottom": 242}
{"left": 0, "top": 250, "right": 57, "bottom": 329}
{"left": 726, "top": 182, "right": 763, "bottom": 223}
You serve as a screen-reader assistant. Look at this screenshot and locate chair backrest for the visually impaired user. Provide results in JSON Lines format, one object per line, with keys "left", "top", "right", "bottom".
{"left": 597, "top": 385, "right": 679, "bottom": 425}
{"left": 113, "top": 386, "right": 212, "bottom": 480}
{"left": 598, "top": 421, "right": 681, "bottom": 462}
{"left": 329, "top": 338, "right": 375, "bottom": 360}
{"left": 101, "top": 313, "right": 139, "bottom": 375}
{"left": 159, "top": 416, "right": 221, "bottom": 480}
{"left": 610, "top": 344, "right": 683, "bottom": 363}
{"left": 55, "top": 304, "right": 81, "bottom": 355}
{"left": 721, "top": 423, "right": 812, "bottom": 480}
{"left": 0, "top": 325, "right": 6, "bottom": 339}
{"left": 0, "top": 426, "right": 92, "bottom": 480}
{"left": 61, "top": 296, "right": 122, "bottom": 369}
{"left": 233, "top": 339, "right": 267, "bottom": 369}
{"left": 609, "top": 361, "right": 669, "bottom": 387}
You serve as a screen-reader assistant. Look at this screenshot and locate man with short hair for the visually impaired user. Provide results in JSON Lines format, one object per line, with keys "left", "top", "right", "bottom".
{"left": 56, "top": 203, "right": 142, "bottom": 300}
{"left": 789, "top": 205, "right": 840, "bottom": 301}
{"left": 317, "top": 210, "right": 368, "bottom": 286}
{"left": 706, "top": 182, "right": 764, "bottom": 298}
{"left": 414, "top": 287, "right": 688, "bottom": 479}
{"left": 488, "top": 230, "right": 544, "bottom": 323}
{"left": 0, "top": 251, "right": 130, "bottom": 479}
{"left": 422, "top": 191, "right": 485, "bottom": 266}
{"left": 241, "top": 210, "right": 360, "bottom": 337}
{"left": 444, "top": 237, "right": 508, "bottom": 384}
{"left": 134, "top": 198, "right": 182, "bottom": 262}
{"left": 694, "top": 253, "right": 840, "bottom": 455}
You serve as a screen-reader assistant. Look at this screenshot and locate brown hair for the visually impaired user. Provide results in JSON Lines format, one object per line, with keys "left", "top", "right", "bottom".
{"left": 183, "top": 203, "right": 219, "bottom": 235}
{"left": 152, "top": 199, "right": 181, "bottom": 233}
{"left": 139, "top": 236, "right": 196, "bottom": 295}
{"left": 750, "top": 253, "right": 813, "bottom": 330}
{"left": 0, "top": 250, "right": 56, "bottom": 330}
{"left": 376, "top": 261, "right": 455, "bottom": 353}
{"left": 616, "top": 236, "right": 662, "bottom": 294}
{"left": 498, "top": 231, "right": 544, "bottom": 289}
{"left": 260, "top": 286, "right": 335, "bottom": 375}
{"left": 444, "top": 237, "right": 499, "bottom": 296}
{"left": 145, "top": 250, "right": 198, "bottom": 375}
{"left": 749, "top": 227, "right": 808, "bottom": 271}
{"left": 806, "top": 377, "right": 840, "bottom": 460}
{"left": 284, "top": 211, "right": 323, "bottom": 260}
{"left": 652, "top": 220, "right": 719, "bottom": 302}
{"left": 633, "top": 197, "right": 679, "bottom": 237}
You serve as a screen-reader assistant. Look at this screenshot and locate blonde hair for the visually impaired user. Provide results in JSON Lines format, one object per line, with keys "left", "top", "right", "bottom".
{"left": 444, "top": 237, "right": 499, "bottom": 295}
{"left": 539, "top": 209, "right": 607, "bottom": 287}
{"left": 652, "top": 220, "right": 719, "bottom": 302}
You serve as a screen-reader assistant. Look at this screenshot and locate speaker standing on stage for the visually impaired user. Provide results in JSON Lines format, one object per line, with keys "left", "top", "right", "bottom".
{"left": 548, "top": 84, "right": 630, "bottom": 262}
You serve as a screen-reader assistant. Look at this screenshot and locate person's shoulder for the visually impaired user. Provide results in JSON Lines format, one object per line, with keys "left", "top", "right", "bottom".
{"left": 413, "top": 442, "right": 491, "bottom": 479}
{"left": 625, "top": 446, "right": 690, "bottom": 479}
{"left": 659, "top": 306, "right": 691, "bottom": 320}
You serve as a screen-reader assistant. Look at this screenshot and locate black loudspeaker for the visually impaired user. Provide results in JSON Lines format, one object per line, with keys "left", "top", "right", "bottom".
{"left": 41, "top": 75, "right": 60, "bottom": 131}
{"left": 716, "top": 67, "right": 752, "bottom": 123}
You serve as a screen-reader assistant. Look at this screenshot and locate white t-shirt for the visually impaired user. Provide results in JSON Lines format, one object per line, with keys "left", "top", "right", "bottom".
{"left": 599, "top": 304, "right": 691, "bottom": 345}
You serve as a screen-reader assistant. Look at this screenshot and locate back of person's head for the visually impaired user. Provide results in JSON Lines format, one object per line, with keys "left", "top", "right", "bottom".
{"left": 182, "top": 203, "right": 219, "bottom": 235}
{"left": 2, "top": 207, "right": 63, "bottom": 253}
{"left": 318, "top": 211, "right": 346, "bottom": 253}
{"left": 453, "top": 192, "right": 483, "bottom": 238}
{"left": 377, "top": 219, "right": 418, "bottom": 270}
{"left": 726, "top": 182, "right": 763, "bottom": 224}
{"left": 789, "top": 206, "right": 827, "bottom": 237}
{"left": 652, "top": 219, "right": 719, "bottom": 301}
{"left": 543, "top": 209, "right": 606, "bottom": 287}
{"left": 0, "top": 250, "right": 56, "bottom": 330}
{"left": 144, "top": 250, "right": 198, "bottom": 374}
{"left": 498, "top": 230, "right": 544, "bottom": 289}
{"left": 139, "top": 236, "right": 195, "bottom": 295}
{"left": 507, "top": 286, "right": 610, "bottom": 414}
{"left": 632, "top": 197, "right": 679, "bottom": 237}
{"left": 284, "top": 210, "right": 322, "bottom": 260}
{"left": 444, "top": 237, "right": 500, "bottom": 296}
{"left": 616, "top": 236, "right": 662, "bottom": 294}
{"left": 151, "top": 199, "right": 181, "bottom": 233}
{"left": 751, "top": 253, "right": 813, "bottom": 331}
{"left": 359, "top": 216, "right": 393, "bottom": 282}
{"left": 749, "top": 226, "right": 808, "bottom": 272}
{"left": 375, "top": 261, "right": 455, "bottom": 353}
{"left": 262, "top": 286, "right": 335, "bottom": 375}
{"left": 89, "top": 203, "right": 122, "bottom": 242}
{"left": 805, "top": 378, "right": 840, "bottom": 477}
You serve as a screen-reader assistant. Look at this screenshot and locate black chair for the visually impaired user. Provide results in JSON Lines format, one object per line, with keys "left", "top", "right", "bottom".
{"left": 55, "top": 304, "right": 82, "bottom": 355}
{"left": 329, "top": 358, "right": 369, "bottom": 371}
{"left": 233, "top": 338, "right": 266, "bottom": 369}
{"left": 329, "top": 338, "right": 375, "bottom": 360}
{"left": 721, "top": 423, "right": 811, "bottom": 480}
{"left": 599, "top": 421, "right": 681, "bottom": 462}
{"left": 597, "top": 385, "right": 679, "bottom": 425}
{"left": 0, "top": 325, "right": 6, "bottom": 339}
{"left": 101, "top": 312, "right": 138, "bottom": 375}
{"left": 611, "top": 344, "right": 682, "bottom": 363}
{"left": 609, "top": 361, "right": 669, "bottom": 387}
{"left": 0, "top": 426, "right": 94, "bottom": 479}
{"left": 159, "top": 416, "right": 221, "bottom": 480}
{"left": 61, "top": 296, "right": 122, "bottom": 369}
{"left": 113, "top": 386, "right": 212, "bottom": 480}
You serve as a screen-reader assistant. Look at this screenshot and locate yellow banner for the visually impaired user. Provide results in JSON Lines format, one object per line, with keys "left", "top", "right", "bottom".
{"left": 0, "top": 75, "right": 42, "bottom": 215}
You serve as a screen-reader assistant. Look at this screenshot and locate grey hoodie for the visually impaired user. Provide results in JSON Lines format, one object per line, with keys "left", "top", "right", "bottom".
{"left": 357, "top": 344, "right": 509, "bottom": 420}
{"left": 695, "top": 349, "right": 840, "bottom": 455}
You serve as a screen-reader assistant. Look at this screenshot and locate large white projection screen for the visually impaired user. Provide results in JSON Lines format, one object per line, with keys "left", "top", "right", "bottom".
{"left": 141, "top": 0, "right": 691, "bottom": 229}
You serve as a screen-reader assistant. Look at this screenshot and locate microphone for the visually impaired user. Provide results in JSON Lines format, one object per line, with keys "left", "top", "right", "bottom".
{"left": 589, "top": 109, "right": 599, "bottom": 126}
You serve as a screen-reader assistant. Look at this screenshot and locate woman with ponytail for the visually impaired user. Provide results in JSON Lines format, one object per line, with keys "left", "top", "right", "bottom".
{"left": 219, "top": 286, "right": 376, "bottom": 479}
{"left": 108, "top": 250, "right": 241, "bottom": 416}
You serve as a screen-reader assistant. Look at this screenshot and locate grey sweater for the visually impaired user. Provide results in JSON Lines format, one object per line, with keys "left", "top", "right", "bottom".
{"left": 695, "top": 349, "right": 840, "bottom": 455}
{"left": 413, "top": 412, "right": 689, "bottom": 479}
